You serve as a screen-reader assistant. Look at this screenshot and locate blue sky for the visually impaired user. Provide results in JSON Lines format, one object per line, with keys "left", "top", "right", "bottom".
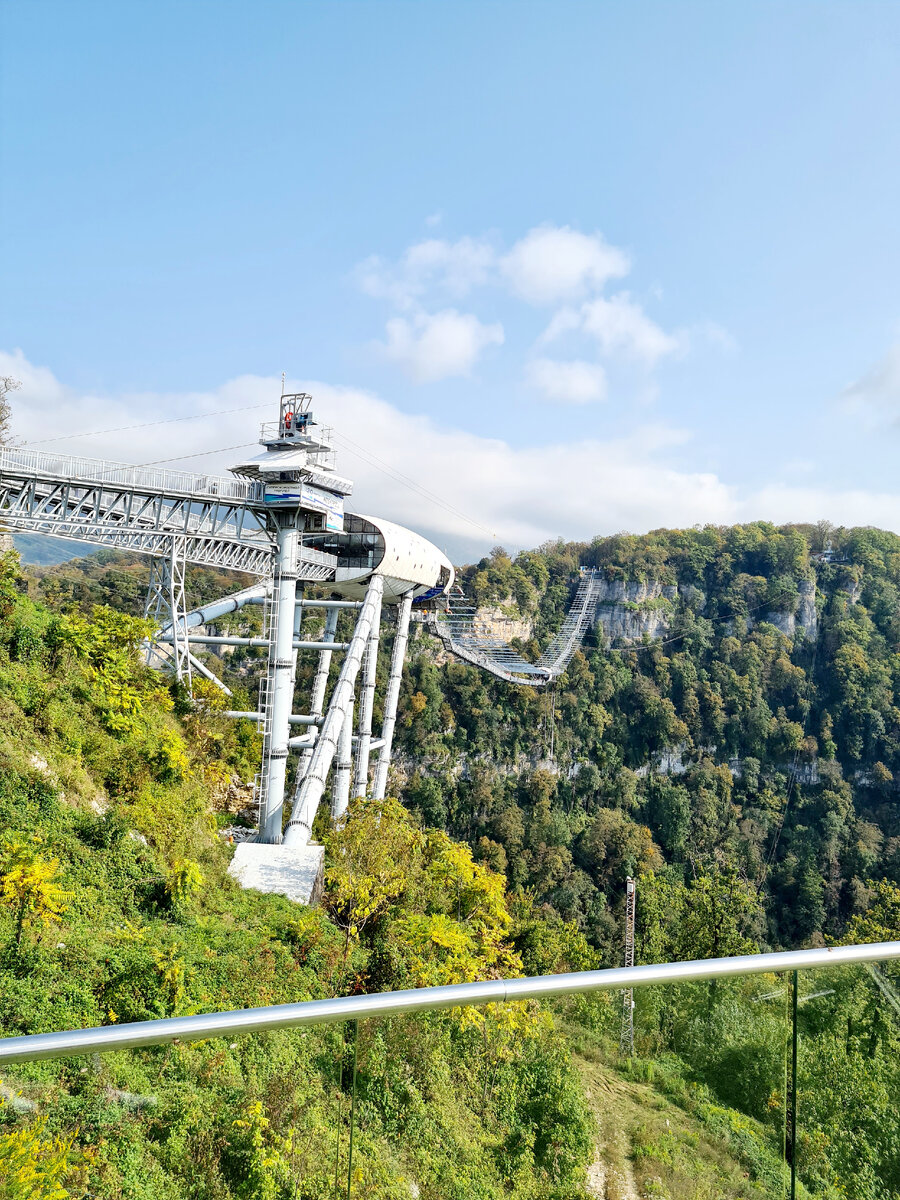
{"left": 3, "top": 1, "right": 900, "bottom": 560}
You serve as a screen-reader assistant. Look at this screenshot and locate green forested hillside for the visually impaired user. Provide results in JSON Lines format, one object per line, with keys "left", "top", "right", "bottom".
{"left": 390, "top": 521, "right": 900, "bottom": 1196}
{"left": 396, "top": 522, "right": 900, "bottom": 956}
{"left": 3, "top": 523, "right": 900, "bottom": 1198}
{"left": 0, "top": 549, "right": 593, "bottom": 1198}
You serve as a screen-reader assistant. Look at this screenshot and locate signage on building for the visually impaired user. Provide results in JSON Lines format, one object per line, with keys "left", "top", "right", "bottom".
{"left": 263, "top": 481, "right": 344, "bottom": 531}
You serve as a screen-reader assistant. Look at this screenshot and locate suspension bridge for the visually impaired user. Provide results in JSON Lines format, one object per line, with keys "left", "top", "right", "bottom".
{"left": 429, "top": 568, "right": 603, "bottom": 685}
{"left": 0, "top": 389, "right": 602, "bottom": 901}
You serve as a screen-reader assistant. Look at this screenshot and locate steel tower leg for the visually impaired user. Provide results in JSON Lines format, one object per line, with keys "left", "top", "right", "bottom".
{"left": 332, "top": 698, "right": 354, "bottom": 820}
{"left": 352, "top": 588, "right": 382, "bottom": 797}
{"left": 257, "top": 522, "right": 301, "bottom": 844}
{"left": 372, "top": 593, "right": 413, "bottom": 800}
{"left": 283, "top": 575, "right": 384, "bottom": 847}
{"left": 168, "top": 539, "right": 191, "bottom": 687}
{"left": 142, "top": 541, "right": 191, "bottom": 686}
{"left": 143, "top": 556, "right": 169, "bottom": 667}
{"left": 294, "top": 606, "right": 340, "bottom": 788}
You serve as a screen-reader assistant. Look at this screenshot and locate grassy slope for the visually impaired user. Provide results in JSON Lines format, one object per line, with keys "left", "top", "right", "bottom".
{"left": 573, "top": 1045, "right": 796, "bottom": 1200}
{"left": 0, "top": 554, "right": 816, "bottom": 1200}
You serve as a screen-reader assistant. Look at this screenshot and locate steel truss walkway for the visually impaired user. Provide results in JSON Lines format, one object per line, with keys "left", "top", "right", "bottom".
{"left": 429, "top": 569, "right": 603, "bottom": 686}
{"left": 0, "top": 446, "right": 339, "bottom": 576}
{"left": 0, "top": 411, "right": 444, "bottom": 904}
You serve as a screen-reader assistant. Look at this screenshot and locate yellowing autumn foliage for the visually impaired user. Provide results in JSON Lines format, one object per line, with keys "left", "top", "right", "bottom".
{"left": 0, "top": 839, "right": 69, "bottom": 946}
{"left": 0, "top": 1117, "right": 75, "bottom": 1200}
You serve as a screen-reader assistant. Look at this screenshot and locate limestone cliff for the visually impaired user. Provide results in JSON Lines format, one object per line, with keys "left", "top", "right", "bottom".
{"left": 469, "top": 601, "right": 534, "bottom": 644}
{"left": 592, "top": 579, "right": 678, "bottom": 644}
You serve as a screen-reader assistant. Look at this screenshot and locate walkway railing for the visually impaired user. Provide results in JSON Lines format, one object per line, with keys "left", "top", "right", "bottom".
{"left": 432, "top": 569, "right": 604, "bottom": 686}
{"left": 0, "top": 446, "right": 256, "bottom": 502}
{"left": 1, "top": 940, "right": 897, "bottom": 1063}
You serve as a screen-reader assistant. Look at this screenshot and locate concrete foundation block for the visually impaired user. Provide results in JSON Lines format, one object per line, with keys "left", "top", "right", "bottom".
{"left": 227, "top": 842, "right": 325, "bottom": 905}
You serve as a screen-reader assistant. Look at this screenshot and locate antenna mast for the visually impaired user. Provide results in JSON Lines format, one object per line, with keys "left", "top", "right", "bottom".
{"left": 620, "top": 876, "right": 636, "bottom": 1056}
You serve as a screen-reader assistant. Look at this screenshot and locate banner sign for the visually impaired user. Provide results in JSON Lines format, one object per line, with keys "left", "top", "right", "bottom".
{"left": 263, "top": 481, "right": 345, "bottom": 531}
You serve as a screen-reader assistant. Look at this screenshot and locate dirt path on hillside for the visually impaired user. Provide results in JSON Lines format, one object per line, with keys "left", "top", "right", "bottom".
{"left": 583, "top": 1071, "right": 640, "bottom": 1200}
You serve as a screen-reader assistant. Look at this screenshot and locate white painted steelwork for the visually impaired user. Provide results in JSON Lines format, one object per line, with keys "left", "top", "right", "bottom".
{"left": 332, "top": 700, "right": 354, "bottom": 820}
{"left": 372, "top": 594, "right": 413, "bottom": 800}
{"left": 284, "top": 574, "right": 385, "bottom": 847}
{"left": 1, "top": 941, "right": 897, "bottom": 1063}
{"left": 258, "top": 525, "right": 302, "bottom": 843}
{"left": 431, "top": 569, "right": 603, "bottom": 687}
{"left": 0, "top": 389, "right": 455, "bottom": 890}
{"left": 352, "top": 585, "right": 382, "bottom": 797}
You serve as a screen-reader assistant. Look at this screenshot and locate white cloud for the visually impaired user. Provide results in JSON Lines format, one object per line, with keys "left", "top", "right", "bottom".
{"left": 0, "top": 351, "right": 734, "bottom": 552}
{"left": 379, "top": 310, "right": 504, "bottom": 383}
{"left": 749, "top": 482, "right": 900, "bottom": 531}
{"left": 11, "top": 351, "right": 900, "bottom": 564}
{"left": 356, "top": 236, "right": 495, "bottom": 309}
{"left": 839, "top": 342, "right": 900, "bottom": 430}
{"left": 500, "top": 225, "right": 630, "bottom": 305}
{"left": 526, "top": 358, "right": 607, "bottom": 404}
{"left": 543, "top": 294, "right": 678, "bottom": 366}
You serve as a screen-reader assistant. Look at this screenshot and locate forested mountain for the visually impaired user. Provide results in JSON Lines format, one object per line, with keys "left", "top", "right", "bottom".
{"left": 394, "top": 522, "right": 900, "bottom": 960}
{"left": 3, "top": 524, "right": 900, "bottom": 1197}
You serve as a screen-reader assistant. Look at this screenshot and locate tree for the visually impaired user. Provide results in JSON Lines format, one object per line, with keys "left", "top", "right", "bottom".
{"left": 0, "top": 376, "right": 21, "bottom": 446}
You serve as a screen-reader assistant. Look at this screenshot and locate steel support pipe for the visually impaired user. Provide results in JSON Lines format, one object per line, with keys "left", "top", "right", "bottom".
{"left": 287, "top": 735, "right": 317, "bottom": 750}
{"left": 372, "top": 592, "right": 413, "bottom": 800}
{"left": 244, "top": 598, "right": 362, "bottom": 611}
{"left": 297, "top": 599, "right": 363, "bottom": 611}
{"left": 294, "top": 606, "right": 341, "bottom": 788}
{"left": 258, "top": 525, "right": 301, "bottom": 844}
{"left": 352, "top": 587, "right": 382, "bottom": 798}
{"left": 1, "top": 942, "right": 898, "bottom": 1064}
{"left": 158, "top": 635, "right": 350, "bottom": 651}
{"left": 284, "top": 575, "right": 384, "bottom": 846}
{"left": 222, "top": 712, "right": 323, "bottom": 727}
{"left": 332, "top": 699, "right": 354, "bottom": 820}
{"left": 157, "top": 582, "right": 268, "bottom": 635}
{"left": 186, "top": 652, "right": 232, "bottom": 695}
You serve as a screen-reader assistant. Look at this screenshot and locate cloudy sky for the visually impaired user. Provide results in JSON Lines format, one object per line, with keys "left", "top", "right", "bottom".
{"left": 3, "top": 2, "right": 900, "bottom": 562}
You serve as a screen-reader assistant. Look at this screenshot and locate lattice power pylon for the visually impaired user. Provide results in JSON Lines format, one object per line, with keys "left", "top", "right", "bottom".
{"left": 0, "top": 388, "right": 454, "bottom": 902}
{"left": 620, "top": 876, "right": 637, "bottom": 1056}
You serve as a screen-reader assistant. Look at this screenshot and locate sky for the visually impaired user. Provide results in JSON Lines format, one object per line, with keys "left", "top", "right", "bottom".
{"left": 2, "top": 0, "right": 900, "bottom": 563}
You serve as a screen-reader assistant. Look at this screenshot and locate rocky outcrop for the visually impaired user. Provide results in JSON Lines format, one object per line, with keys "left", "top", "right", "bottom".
{"left": 592, "top": 580, "right": 678, "bottom": 644}
{"left": 745, "top": 580, "right": 818, "bottom": 641}
{"left": 470, "top": 602, "right": 534, "bottom": 644}
{"left": 842, "top": 577, "right": 862, "bottom": 605}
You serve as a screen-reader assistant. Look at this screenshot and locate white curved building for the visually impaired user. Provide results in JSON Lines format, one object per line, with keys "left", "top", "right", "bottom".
{"left": 306, "top": 513, "right": 454, "bottom": 603}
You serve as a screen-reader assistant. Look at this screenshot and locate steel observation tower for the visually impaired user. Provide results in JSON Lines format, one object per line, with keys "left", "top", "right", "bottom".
{"left": 0, "top": 389, "right": 454, "bottom": 902}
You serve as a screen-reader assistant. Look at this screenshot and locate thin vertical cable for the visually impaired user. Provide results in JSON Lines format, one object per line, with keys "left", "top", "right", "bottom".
{"left": 346, "top": 1021, "right": 359, "bottom": 1198}
{"left": 790, "top": 970, "right": 799, "bottom": 1200}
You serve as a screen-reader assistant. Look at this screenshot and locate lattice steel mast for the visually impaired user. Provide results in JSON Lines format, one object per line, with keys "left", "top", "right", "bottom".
{"left": 620, "top": 876, "right": 637, "bottom": 1056}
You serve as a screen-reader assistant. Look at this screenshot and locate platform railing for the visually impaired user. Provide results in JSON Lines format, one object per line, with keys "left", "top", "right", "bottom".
{"left": 0, "top": 941, "right": 896, "bottom": 1063}
{"left": 0, "top": 445, "right": 256, "bottom": 502}
{"left": 2, "top": 943, "right": 898, "bottom": 1197}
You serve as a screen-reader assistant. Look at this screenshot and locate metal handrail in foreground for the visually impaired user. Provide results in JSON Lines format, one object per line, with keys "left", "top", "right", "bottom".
{"left": 1, "top": 941, "right": 898, "bottom": 1064}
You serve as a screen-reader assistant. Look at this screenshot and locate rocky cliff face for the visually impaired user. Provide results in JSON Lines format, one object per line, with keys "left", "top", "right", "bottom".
{"left": 592, "top": 576, "right": 819, "bottom": 646}
{"left": 592, "top": 579, "right": 679, "bottom": 644}
{"left": 470, "top": 602, "right": 534, "bottom": 644}
{"left": 461, "top": 575, "right": 819, "bottom": 654}
{"left": 757, "top": 579, "right": 818, "bottom": 641}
